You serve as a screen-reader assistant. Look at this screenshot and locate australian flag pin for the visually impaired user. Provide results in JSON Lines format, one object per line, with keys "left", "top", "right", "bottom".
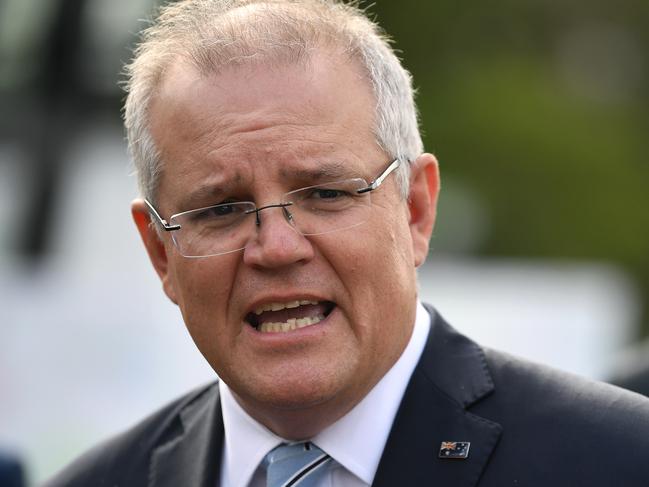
{"left": 438, "top": 441, "right": 471, "bottom": 459}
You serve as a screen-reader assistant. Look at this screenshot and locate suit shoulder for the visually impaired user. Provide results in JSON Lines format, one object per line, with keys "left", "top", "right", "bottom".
{"left": 482, "top": 347, "right": 649, "bottom": 423}
{"left": 485, "top": 352, "right": 648, "bottom": 445}
{"left": 473, "top": 349, "right": 649, "bottom": 484}
{"left": 43, "top": 382, "right": 220, "bottom": 487}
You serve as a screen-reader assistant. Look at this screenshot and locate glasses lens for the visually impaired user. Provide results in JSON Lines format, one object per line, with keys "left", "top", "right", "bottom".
{"left": 165, "top": 178, "right": 375, "bottom": 257}
{"left": 285, "top": 178, "right": 371, "bottom": 236}
{"left": 170, "top": 202, "right": 256, "bottom": 257}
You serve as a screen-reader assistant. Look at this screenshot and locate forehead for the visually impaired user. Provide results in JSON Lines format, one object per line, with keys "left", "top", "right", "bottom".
{"left": 148, "top": 51, "right": 383, "bottom": 210}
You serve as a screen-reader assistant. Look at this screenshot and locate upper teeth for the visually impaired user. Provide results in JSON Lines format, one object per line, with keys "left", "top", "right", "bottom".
{"left": 254, "top": 300, "right": 319, "bottom": 315}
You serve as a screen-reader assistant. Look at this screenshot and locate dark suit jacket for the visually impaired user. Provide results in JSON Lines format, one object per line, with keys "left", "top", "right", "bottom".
{"left": 45, "top": 306, "right": 649, "bottom": 486}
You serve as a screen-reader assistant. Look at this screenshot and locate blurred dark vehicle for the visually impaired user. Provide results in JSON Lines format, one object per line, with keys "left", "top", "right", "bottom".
{"left": 0, "top": 453, "right": 25, "bottom": 487}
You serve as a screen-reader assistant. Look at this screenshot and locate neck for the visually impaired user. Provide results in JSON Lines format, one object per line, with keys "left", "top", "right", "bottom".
{"left": 231, "top": 380, "right": 378, "bottom": 440}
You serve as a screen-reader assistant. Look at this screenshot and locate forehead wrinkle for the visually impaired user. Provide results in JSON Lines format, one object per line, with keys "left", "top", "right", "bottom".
{"left": 205, "top": 126, "right": 357, "bottom": 167}
{"left": 213, "top": 117, "right": 338, "bottom": 152}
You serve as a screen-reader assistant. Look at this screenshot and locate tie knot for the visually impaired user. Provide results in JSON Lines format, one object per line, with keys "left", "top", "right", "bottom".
{"left": 263, "top": 442, "right": 332, "bottom": 487}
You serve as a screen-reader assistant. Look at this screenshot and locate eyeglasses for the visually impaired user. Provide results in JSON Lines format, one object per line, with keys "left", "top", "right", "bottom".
{"left": 145, "top": 158, "right": 401, "bottom": 258}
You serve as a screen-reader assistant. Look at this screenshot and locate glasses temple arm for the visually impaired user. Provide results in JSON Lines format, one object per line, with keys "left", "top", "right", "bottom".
{"left": 144, "top": 199, "right": 181, "bottom": 231}
{"left": 356, "top": 158, "right": 401, "bottom": 194}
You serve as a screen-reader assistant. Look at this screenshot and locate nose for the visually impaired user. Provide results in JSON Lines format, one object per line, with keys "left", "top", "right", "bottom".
{"left": 242, "top": 203, "right": 314, "bottom": 268}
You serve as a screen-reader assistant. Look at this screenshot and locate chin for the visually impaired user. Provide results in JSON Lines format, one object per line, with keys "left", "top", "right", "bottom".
{"left": 236, "top": 370, "right": 349, "bottom": 414}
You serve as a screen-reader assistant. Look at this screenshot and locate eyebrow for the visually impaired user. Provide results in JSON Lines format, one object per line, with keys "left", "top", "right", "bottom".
{"left": 281, "top": 160, "right": 357, "bottom": 183}
{"left": 175, "top": 181, "right": 230, "bottom": 213}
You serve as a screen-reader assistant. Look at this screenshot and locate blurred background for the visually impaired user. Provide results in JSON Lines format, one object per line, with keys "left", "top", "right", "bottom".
{"left": 0, "top": 0, "right": 647, "bottom": 484}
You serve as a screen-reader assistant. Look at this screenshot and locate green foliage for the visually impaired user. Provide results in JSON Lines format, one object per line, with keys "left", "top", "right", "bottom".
{"left": 369, "top": 0, "right": 649, "bottom": 334}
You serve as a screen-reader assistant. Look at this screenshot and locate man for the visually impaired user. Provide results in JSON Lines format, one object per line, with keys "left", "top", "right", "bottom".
{"left": 46, "top": 1, "right": 649, "bottom": 486}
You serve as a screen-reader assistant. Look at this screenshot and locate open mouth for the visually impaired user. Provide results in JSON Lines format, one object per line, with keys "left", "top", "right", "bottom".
{"left": 246, "top": 300, "right": 335, "bottom": 333}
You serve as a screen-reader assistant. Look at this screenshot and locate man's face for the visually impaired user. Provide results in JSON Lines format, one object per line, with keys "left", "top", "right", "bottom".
{"left": 134, "top": 51, "right": 437, "bottom": 436}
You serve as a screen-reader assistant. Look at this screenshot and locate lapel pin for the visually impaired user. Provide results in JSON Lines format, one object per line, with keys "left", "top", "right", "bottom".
{"left": 438, "top": 441, "right": 471, "bottom": 459}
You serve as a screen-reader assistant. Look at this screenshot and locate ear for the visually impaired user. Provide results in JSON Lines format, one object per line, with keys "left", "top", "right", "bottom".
{"left": 407, "top": 153, "right": 440, "bottom": 267}
{"left": 131, "top": 199, "right": 179, "bottom": 305}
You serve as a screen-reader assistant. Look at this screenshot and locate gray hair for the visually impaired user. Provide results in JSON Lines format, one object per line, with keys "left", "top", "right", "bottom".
{"left": 123, "top": 0, "right": 423, "bottom": 202}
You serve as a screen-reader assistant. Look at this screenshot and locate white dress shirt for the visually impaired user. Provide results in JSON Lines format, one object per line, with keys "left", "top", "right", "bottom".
{"left": 219, "top": 301, "right": 431, "bottom": 487}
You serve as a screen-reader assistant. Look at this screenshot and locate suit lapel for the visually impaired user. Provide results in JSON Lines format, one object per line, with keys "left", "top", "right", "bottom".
{"left": 149, "top": 385, "right": 224, "bottom": 487}
{"left": 373, "top": 306, "right": 502, "bottom": 486}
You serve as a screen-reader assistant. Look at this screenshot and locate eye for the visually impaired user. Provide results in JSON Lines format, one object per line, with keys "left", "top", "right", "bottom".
{"left": 209, "top": 204, "right": 237, "bottom": 216}
{"left": 310, "top": 188, "right": 350, "bottom": 200}
{"left": 292, "top": 184, "right": 361, "bottom": 214}
{"left": 191, "top": 202, "right": 247, "bottom": 222}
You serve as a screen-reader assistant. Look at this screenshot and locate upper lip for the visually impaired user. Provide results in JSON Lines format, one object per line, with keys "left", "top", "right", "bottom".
{"left": 253, "top": 299, "right": 320, "bottom": 315}
{"left": 245, "top": 294, "right": 331, "bottom": 317}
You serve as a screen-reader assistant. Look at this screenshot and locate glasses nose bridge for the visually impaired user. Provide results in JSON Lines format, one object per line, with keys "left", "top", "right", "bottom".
{"left": 248, "top": 201, "right": 295, "bottom": 228}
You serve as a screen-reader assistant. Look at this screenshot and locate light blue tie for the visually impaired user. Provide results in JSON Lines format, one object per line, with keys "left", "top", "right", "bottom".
{"left": 263, "top": 442, "right": 332, "bottom": 487}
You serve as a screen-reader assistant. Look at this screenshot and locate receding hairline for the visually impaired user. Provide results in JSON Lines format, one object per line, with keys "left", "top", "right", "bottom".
{"left": 146, "top": 1, "right": 374, "bottom": 99}
{"left": 152, "top": 39, "right": 369, "bottom": 108}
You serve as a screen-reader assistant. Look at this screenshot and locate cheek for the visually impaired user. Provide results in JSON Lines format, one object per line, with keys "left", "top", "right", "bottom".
{"left": 169, "top": 258, "right": 237, "bottom": 332}
{"left": 363, "top": 214, "right": 416, "bottom": 310}
{"left": 370, "top": 208, "right": 415, "bottom": 273}
{"left": 326, "top": 212, "right": 415, "bottom": 316}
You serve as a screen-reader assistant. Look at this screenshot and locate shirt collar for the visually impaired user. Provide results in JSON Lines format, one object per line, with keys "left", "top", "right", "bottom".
{"left": 219, "top": 301, "right": 431, "bottom": 486}
{"left": 219, "top": 381, "right": 283, "bottom": 487}
{"left": 312, "top": 301, "right": 430, "bottom": 483}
